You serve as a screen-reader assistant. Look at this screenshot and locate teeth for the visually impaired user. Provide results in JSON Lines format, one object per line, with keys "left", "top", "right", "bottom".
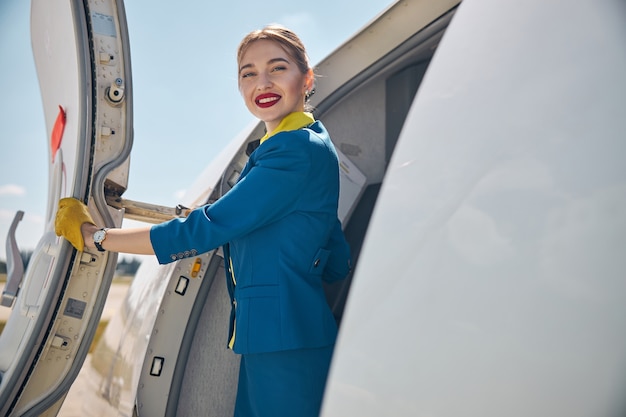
{"left": 259, "top": 96, "right": 278, "bottom": 104}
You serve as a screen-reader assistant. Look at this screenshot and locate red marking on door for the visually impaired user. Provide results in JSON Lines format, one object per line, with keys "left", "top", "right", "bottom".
{"left": 51, "top": 105, "right": 66, "bottom": 162}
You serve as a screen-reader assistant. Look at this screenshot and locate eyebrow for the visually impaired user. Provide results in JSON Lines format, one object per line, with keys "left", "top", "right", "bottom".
{"left": 239, "top": 57, "right": 290, "bottom": 74}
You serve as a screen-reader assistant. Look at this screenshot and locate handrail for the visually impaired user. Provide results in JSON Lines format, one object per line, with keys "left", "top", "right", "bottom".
{"left": 1, "top": 211, "right": 25, "bottom": 308}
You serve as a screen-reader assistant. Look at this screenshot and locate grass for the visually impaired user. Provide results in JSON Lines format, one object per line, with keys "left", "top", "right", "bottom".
{"left": 90, "top": 321, "right": 109, "bottom": 353}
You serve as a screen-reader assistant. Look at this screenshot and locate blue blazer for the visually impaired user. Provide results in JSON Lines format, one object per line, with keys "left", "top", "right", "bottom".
{"left": 150, "top": 120, "right": 351, "bottom": 354}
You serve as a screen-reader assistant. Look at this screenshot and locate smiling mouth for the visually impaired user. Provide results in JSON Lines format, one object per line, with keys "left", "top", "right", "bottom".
{"left": 255, "top": 94, "right": 281, "bottom": 108}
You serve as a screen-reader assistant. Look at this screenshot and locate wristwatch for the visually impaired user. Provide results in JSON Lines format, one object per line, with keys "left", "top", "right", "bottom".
{"left": 93, "top": 228, "right": 109, "bottom": 252}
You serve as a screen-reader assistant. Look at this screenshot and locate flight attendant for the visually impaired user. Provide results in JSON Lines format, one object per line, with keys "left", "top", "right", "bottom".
{"left": 56, "top": 25, "right": 351, "bottom": 417}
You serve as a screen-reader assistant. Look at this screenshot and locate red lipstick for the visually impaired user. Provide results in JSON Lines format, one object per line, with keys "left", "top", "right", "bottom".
{"left": 255, "top": 93, "right": 281, "bottom": 108}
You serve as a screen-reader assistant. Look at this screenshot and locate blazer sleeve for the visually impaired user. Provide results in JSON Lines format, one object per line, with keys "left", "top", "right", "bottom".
{"left": 323, "top": 218, "right": 352, "bottom": 283}
{"left": 150, "top": 133, "right": 312, "bottom": 264}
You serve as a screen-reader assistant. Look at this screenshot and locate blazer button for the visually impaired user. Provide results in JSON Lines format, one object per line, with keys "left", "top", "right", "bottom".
{"left": 314, "top": 258, "right": 320, "bottom": 268}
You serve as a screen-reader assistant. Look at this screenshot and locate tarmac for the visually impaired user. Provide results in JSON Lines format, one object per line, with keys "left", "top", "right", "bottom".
{"left": 0, "top": 281, "right": 130, "bottom": 416}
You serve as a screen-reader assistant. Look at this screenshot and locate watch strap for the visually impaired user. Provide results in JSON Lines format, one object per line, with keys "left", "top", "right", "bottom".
{"left": 94, "top": 240, "right": 105, "bottom": 252}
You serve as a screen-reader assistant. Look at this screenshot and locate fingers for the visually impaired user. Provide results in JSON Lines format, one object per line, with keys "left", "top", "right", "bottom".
{"left": 81, "top": 223, "right": 99, "bottom": 249}
{"left": 55, "top": 198, "right": 96, "bottom": 251}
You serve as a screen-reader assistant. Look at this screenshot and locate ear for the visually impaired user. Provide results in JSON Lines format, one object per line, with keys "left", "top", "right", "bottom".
{"left": 304, "top": 68, "right": 315, "bottom": 92}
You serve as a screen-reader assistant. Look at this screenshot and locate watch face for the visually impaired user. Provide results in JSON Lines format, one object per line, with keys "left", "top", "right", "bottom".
{"left": 94, "top": 230, "right": 106, "bottom": 243}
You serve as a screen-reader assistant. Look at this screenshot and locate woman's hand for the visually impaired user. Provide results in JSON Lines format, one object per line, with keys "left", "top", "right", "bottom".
{"left": 55, "top": 197, "right": 156, "bottom": 255}
{"left": 81, "top": 222, "right": 100, "bottom": 250}
{"left": 55, "top": 197, "right": 97, "bottom": 251}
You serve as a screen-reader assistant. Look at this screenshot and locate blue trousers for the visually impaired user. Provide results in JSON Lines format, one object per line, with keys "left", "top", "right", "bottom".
{"left": 234, "top": 345, "right": 334, "bottom": 417}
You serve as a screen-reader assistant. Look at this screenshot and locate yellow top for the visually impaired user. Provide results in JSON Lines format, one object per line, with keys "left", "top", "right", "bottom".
{"left": 259, "top": 111, "right": 315, "bottom": 144}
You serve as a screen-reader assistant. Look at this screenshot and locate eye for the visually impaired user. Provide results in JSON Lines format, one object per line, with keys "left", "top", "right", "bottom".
{"left": 271, "top": 65, "right": 287, "bottom": 72}
{"left": 240, "top": 71, "right": 256, "bottom": 79}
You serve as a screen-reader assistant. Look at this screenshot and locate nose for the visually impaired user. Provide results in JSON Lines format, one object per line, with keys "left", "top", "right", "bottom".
{"left": 256, "top": 72, "right": 272, "bottom": 91}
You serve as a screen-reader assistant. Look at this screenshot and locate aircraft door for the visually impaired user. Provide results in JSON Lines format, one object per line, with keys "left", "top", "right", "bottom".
{"left": 0, "top": 0, "right": 133, "bottom": 415}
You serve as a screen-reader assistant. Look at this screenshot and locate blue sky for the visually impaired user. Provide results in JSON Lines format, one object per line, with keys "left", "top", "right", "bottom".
{"left": 0, "top": 0, "right": 393, "bottom": 260}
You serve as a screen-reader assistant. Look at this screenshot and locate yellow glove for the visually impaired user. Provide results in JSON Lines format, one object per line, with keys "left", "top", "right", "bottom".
{"left": 55, "top": 197, "right": 96, "bottom": 251}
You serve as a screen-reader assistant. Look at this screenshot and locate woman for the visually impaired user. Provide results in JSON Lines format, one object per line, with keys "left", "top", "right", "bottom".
{"left": 56, "top": 25, "right": 351, "bottom": 417}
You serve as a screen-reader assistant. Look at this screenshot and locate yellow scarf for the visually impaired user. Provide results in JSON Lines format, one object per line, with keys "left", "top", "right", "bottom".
{"left": 260, "top": 112, "right": 315, "bottom": 144}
